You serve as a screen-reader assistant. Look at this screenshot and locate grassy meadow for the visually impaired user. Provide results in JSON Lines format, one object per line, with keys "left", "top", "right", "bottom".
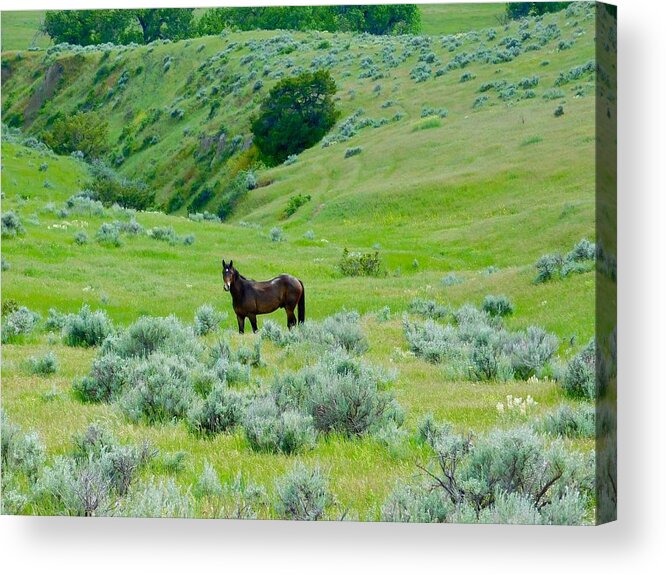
{"left": 1, "top": 3, "right": 614, "bottom": 522}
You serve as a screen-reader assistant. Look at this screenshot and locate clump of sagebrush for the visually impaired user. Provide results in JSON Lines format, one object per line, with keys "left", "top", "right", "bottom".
{"left": 193, "top": 304, "right": 226, "bottom": 336}
{"left": 28, "top": 351, "right": 58, "bottom": 375}
{"left": 147, "top": 226, "right": 178, "bottom": 245}
{"left": 274, "top": 463, "right": 331, "bottom": 521}
{"left": 1, "top": 211, "right": 26, "bottom": 238}
{"left": 187, "top": 382, "right": 245, "bottom": 437}
{"left": 1, "top": 411, "right": 45, "bottom": 483}
{"left": 118, "top": 478, "right": 192, "bottom": 518}
{"left": 376, "top": 305, "right": 391, "bottom": 322}
{"left": 344, "top": 146, "right": 363, "bottom": 158}
{"left": 222, "top": 472, "right": 266, "bottom": 519}
{"left": 339, "top": 248, "right": 382, "bottom": 277}
{"left": 442, "top": 272, "right": 463, "bottom": 286}
{"left": 2, "top": 306, "right": 41, "bottom": 343}
{"left": 535, "top": 238, "right": 596, "bottom": 282}
{"left": 1, "top": 256, "right": 9, "bottom": 271}
{"left": 193, "top": 461, "right": 223, "bottom": 499}
{"left": 272, "top": 352, "right": 402, "bottom": 437}
{"left": 559, "top": 340, "right": 596, "bottom": 399}
{"left": 74, "top": 315, "right": 203, "bottom": 404}
{"left": 119, "top": 352, "right": 197, "bottom": 424}
{"left": 482, "top": 295, "right": 514, "bottom": 317}
{"left": 404, "top": 304, "right": 558, "bottom": 382}
{"left": 34, "top": 423, "right": 156, "bottom": 516}
{"left": 409, "top": 298, "right": 450, "bottom": 320}
{"left": 65, "top": 193, "right": 106, "bottom": 216}
{"left": 262, "top": 311, "right": 369, "bottom": 355}
{"left": 535, "top": 403, "right": 595, "bottom": 438}
{"left": 382, "top": 421, "right": 592, "bottom": 524}
{"left": 96, "top": 222, "right": 122, "bottom": 247}
{"left": 303, "top": 229, "right": 315, "bottom": 240}
{"left": 62, "top": 305, "right": 114, "bottom": 347}
{"left": 269, "top": 226, "right": 285, "bottom": 242}
{"left": 74, "top": 230, "right": 88, "bottom": 245}
{"left": 242, "top": 395, "right": 317, "bottom": 454}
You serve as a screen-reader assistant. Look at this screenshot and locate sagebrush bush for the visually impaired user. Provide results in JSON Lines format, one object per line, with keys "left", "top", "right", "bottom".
{"left": 187, "top": 383, "right": 244, "bottom": 436}
{"left": 274, "top": 464, "right": 330, "bottom": 520}
{"left": 193, "top": 461, "right": 222, "bottom": 498}
{"left": 383, "top": 419, "right": 593, "bottom": 524}
{"left": 536, "top": 403, "right": 595, "bottom": 438}
{"left": 96, "top": 222, "right": 122, "bottom": 247}
{"left": 147, "top": 226, "right": 178, "bottom": 245}
{"left": 73, "top": 353, "right": 126, "bottom": 402}
{"left": 344, "top": 146, "right": 363, "bottom": 158}
{"left": 193, "top": 304, "right": 225, "bottom": 336}
{"left": 404, "top": 304, "right": 558, "bottom": 382}
{"left": 261, "top": 311, "right": 368, "bottom": 354}
{"left": 482, "top": 295, "right": 514, "bottom": 317}
{"left": 273, "top": 353, "right": 401, "bottom": 436}
{"left": 560, "top": 340, "right": 596, "bottom": 399}
{"left": 1, "top": 211, "right": 26, "bottom": 238}
{"left": 62, "top": 305, "right": 114, "bottom": 347}
{"left": 119, "top": 478, "right": 192, "bottom": 518}
{"left": 1, "top": 411, "right": 45, "bottom": 481}
{"left": 408, "top": 298, "right": 449, "bottom": 320}
{"left": 535, "top": 253, "right": 563, "bottom": 283}
{"left": 28, "top": 351, "right": 58, "bottom": 375}
{"left": 242, "top": 395, "right": 316, "bottom": 454}
{"left": 119, "top": 353, "right": 196, "bottom": 423}
{"left": 74, "top": 230, "right": 89, "bottom": 245}
{"left": 269, "top": 226, "right": 285, "bottom": 242}
{"left": 102, "top": 315, "right": 201, "bottom": 360}
{"left": 2, "top": 306, "right": 41, "bottom": 343}
{"left": 442, "top": 272, "right": 463, "bottom": 286}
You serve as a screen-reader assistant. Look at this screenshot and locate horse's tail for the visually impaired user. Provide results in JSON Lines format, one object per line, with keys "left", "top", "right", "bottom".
{"left": 297, "top": 280, "right": 305, "bottom": 324}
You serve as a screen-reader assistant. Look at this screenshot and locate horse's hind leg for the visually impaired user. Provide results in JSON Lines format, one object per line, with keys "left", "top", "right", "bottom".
{"left": 286, "top": 307, "right": 297, "bottom": 330}
{"left": 236, "top": 314, "right": 246, "bottom": 334}
{"left": 248, "top": 315, "right": 258, "bottom": 334}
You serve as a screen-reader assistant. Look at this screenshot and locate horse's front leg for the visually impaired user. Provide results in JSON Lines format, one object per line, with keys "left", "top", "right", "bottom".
{"left": 248, "top": 314, "right": 258, "bottom": 334}
{"left": 236, "top": 314, "right": 246, "bottom": 334}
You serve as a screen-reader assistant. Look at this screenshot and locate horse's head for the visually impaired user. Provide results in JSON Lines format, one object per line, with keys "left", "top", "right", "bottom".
{"left": 222, "top": 259, "right": 236, "bottom": 292}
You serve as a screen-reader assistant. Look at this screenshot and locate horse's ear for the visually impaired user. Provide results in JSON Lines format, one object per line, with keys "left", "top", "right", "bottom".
{"left": 229, "top": 260, "right": 233, "bottom": 268}
{"left": 222, "top": 259, "right": 226, "bottom": 268}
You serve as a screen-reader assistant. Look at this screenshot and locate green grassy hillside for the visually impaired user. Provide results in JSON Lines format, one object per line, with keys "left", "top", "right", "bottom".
{"left": 420, "top": 2, "right": 506, "bottom": 34}
{"left": 1, "top": 11, "right": 50, "bottom": 52}
{"left": 1, "top": 2, "right": 613, "bottom": 522}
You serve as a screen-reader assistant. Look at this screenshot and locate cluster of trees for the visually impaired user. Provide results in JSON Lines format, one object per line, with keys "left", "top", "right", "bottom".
{"left": 42, "top": 5, "right": 420, "bottom": 46}
{"left": 42, "top": 9, "right": 194, "bottom": 46}
{"left": 198, "top": 5, "right": 421, "bottom": 36}
{"left": 251, "top": 70, "right": 339, "bottom": 166}
{"left": 505, "top": 2, "right": 572, "bottom": 20}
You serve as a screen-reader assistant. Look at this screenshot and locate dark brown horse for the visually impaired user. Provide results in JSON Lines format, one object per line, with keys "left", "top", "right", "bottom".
{"left": 222, "top": 259, "right": 305, "bottom": 334}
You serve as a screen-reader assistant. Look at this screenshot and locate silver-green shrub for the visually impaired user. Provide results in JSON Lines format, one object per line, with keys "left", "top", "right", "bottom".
{"left": 560, "top": 340, "right": 596, "bottom": 399}
{"left": 2, "top": 306, "right": 41, "bottom": 343}
{"left": 536, "top": 403, "right": 595, "bottom": 438}
{"left": 193, "top": 304, "right": 226, "bottom": 336}
{"left": 482, "top": 295, "right": 514, "bottom": 317}
{"left": 62, "top": 304, "right": 114, "bottom": 347}
{"left": 274, "top": 464, "right": 330, "bottom": 520}
{"left": 187, "top": 382, "right": 244, "bottom": 436}
{"left": 28, "top": 351, "right": 58, "bottom": 375}
{"left": 409, "top": 298, "right": 450, "bottom": 320}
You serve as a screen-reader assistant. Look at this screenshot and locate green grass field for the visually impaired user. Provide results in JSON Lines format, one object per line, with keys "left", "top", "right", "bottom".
{"left": 1, "top": 3, "right": 613, "bottom": 522}
{"left": 419, "top": 2, "right": 506, "bottom": 35}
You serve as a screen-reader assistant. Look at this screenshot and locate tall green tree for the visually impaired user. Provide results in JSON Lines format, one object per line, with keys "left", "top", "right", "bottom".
{"left": 251, "top": 70, "right": 339, "bottom": 166}
{"left": 42, "top": 8, "right": 193, "bottom": 46}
